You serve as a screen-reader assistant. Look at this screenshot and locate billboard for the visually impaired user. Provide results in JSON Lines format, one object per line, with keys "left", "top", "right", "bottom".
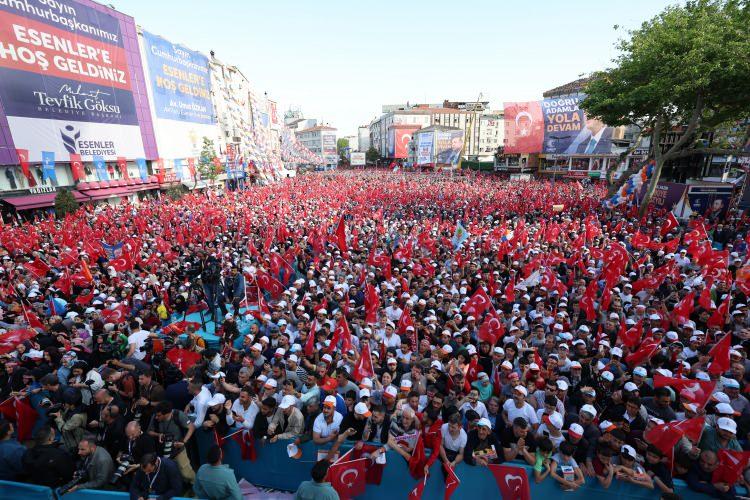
{"left": 503, "top": 101, "right": 543, "bottom": 154}
{"left": 636, "top": 182, "right": 687, "bottom": 211}
{"left": 350, "top": 152, "right": 366, "bottom": 166}
{"left": 435, "top": 130, "right": 464, "bottom": 165}
{"left": 504, "top": 93, "right": 613, "bottom": 155}
{"left": 387, "top": 126, "right": 420, "bottom": 159}
{"left": 686, "top": 184, "right": 733, "bottom": 219}
{"left": 142, "top": 31, "right": 214, "bottom": 124}
{"left": 417, "top": 133, "right": 434, "bottom": 165}
{"left": 322, "top": 133, "right": 337, "bottom": 165}
{"left": 0, "top": 0, "right": 148, "bottom": 162}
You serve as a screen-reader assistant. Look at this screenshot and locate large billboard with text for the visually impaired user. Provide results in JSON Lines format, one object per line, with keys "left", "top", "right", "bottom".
{"left": 416, "top": 133, "right": 434, "bottom": 165}
{"left": 0, "top": 0, "right": 148, "bottom": 162}
{"left": 504, "top": 93, "right": 613, "bottom": 155}
{"left": 435, "top": 130, "right": 464, "bottom": 165}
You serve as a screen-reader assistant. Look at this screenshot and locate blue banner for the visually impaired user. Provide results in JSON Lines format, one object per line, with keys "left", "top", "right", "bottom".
{"left": 101, "top": 242, "right": 124, "bottom": 259}
{"left": 417, "top": 133, "right": 434, "bottom": 165}
{"left": 174, "top": 158, "right": 184, "bottom": 180}
{"left": 41, "top": 151, "right": 57, "bottom": 184}
{"left": 94, "top": 156, "right": 108, "bottom": 181}
{"left": 136, "top": 158, "right": 148, "bottom": 182}
{"left": 542, "top": 93, "right": 613, "bottom": 155}
{"left": 436, "top": 130, "right": 464, "bottom": 165}
{"left": 142, "top": 31, "right": 215, "bottom": 124}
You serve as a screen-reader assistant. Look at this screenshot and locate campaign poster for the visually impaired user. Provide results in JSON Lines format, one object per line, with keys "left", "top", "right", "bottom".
{"left": 0, "top": 0, "right": 148, "bottom": 162}
{"left": 141, "top": 31, "right": 214, "bottom": 124}
{"left": 544, "top": 93, "right": 613, "bottom": 155}
{"left": 417, "top": 133, "right": 433, "bottom": 165}
{"left": 350, "top": 152, "right": 365, "bottom": 166}
{"left": 636, "top": 182, "right": 687, "bottom": 211}
{"left": 503, "top": 101, "right": 544, "bottom": 154}
{"left": 435, "top": 130, "right": 463, "bottom": 165}
{"left": 687, "top": 184, "right": 734, "bottom": 219}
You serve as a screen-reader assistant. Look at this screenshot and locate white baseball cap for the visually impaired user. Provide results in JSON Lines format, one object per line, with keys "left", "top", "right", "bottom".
{"left": 717, "top": 417, "right": 737, "bottom": 434}
{"left": 279, "top": 395, "right": 297, "bottom": 409}
{"left": 581, "top": 404, "right": 597, "bottom": 417}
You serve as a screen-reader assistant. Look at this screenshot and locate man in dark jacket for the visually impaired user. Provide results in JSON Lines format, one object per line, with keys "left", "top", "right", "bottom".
{"left": 129, "top": 453, "right": 182, "bottom": 500}
{"left": 21, "top": 424, "right": 75, "bottom": 487}
{"left": 0, "top": 421, "right": 26, "bottom": 481}
{"left": 69, "top": 436, "right": 114, "bottom": 492}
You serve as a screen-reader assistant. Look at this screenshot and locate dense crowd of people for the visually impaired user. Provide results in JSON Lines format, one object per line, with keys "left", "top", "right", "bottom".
{"left": 0, "top": 170, "right": 748, "bottom": 499}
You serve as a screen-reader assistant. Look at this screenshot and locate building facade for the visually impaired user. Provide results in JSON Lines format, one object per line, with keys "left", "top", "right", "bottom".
{"left": 295, "top": 126, "right": 338, "bottom": 168}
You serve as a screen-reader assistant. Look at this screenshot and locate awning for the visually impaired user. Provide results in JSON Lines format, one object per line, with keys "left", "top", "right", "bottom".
{"left": 2, "top": 190, "right": 88, "bottom": 210}
{"left": 77, "top": 187, "right": 132, "bottom": 201}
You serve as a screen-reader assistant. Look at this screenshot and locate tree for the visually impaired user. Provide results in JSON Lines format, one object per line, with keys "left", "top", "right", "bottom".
{"left": 581, "top": 0, "right": 750, "bottom": 213}
{"left": 336, "top": 138, "right": 350, "bottom": 153}
{"left": 54, "top": 189, "right": 79, "bottom": 218}
{"left": 365, "top": 146, "right": 381, "bottom": 164}
{"left": 197, "top": 137, "right": 220, "bottom": 188}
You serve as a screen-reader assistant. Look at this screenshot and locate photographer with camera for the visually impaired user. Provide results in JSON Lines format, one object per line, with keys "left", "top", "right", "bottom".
{"left": 111, "top": 421, "right": 156, "bottom": 488}
{"left": 51, "top": 387, "right": 88, "bottom": 453}
{"left": 62, "top": 436, "right": 114, "bottom": 494}
{"left": 99, "top": 405, "right": 126, "bottom": 459}
{"left": 129, "top": 452, "right": 182, "bottom": 500}
{"left": 21, "top": 424, "right": 74, "bottom": 487}
{"left": 134, "top": 368, "right": 165, "bottom": 427}
{"left": 147, "top": 401, "right": 196, "bottom": 484}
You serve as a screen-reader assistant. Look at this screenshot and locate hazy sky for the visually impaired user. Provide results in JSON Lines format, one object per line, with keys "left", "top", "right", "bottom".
{"left": 118, "top": 0, "right": 676, "bottom": 137}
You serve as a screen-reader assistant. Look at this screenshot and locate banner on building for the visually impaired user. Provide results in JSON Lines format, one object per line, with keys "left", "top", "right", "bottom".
{"left": 435, "top": 130, "right": 464, "bottom": 165}
{"left": 0, "top": 0, "right": 147, "bottom": 162}
{"left": 416, "top": 133, "right": 434, "bottom": 165}
{"left": 350, "top": 152, "right": 366, "bottom": 166}
{"left": 387, "top": 126, "right": 420, "bottom": 159}
{"left": 636, "top": 182, "right": 687, "bottom": 211}
{"left": 504, "top": 93, "right": 614, "bottom": 155}
{"left": 686, "top": 184, "right": 733, "bottom": 219}
{"left": 141, "top": 31, "right": 214, "bottom": 124}
{"left": 322, "top": 134, "right": 337, "bottom": 165}
{"left": 503, "top": 101, "right": 544, "bottom": 154}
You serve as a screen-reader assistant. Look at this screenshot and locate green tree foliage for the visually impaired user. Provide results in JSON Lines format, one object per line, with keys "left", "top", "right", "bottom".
{"left": 336, "top": 138, "right": 349, "bottom": 153}
{"left": 581, "top": 0, "right": 750, "bottom": 212}
{"left": 54, "top": 189, "right": 79, "bottom": 218}
{"left": 365, "top": 146, "right": 380, "bottom": 164}
{"left": 197, "top": 137, "right": 220, "bottom": 187}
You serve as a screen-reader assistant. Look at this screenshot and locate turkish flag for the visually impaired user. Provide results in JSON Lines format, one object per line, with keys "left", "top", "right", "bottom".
{"left": 580, "top": 279, "right": 598, "bottom": 322}
{"left": 255, "top": 270, "right": 285, "bottom": 299}
{"left": 110, "top": 253, "right": 133, "bottom": 272}
{"left": 660, "top": 212, "right": 679, "bottom": 237}
{"left": 625, "top": 338, "right": 660, "bottom": 367}
{"left": 304, "top": 319, "right": 317, "bottom": 358}
{"left": 328, "top": 319, "right": 353, "bottom": 353}
{"left": 478, "top": 308, "right": 504, "bottom": 346}
{"left": 444, "top": 463, "right": 460, "bottom": 500}
{"left": 708, "top": 333, "right": 733, "bottom": 375}
{"left": 101, "top": 304, "right": 129, "bottom": 324}
{"left": 708, "top": 293, "right": 731, "bottom": 329}
{"left": 117, "top": 156, "right": 129, "bottom": 179}
{"left": 684, "top": 222, "right": 708, "bottom": 247}
{"left": 16, "top": 148, "right": 34, "bottom": 185}
{"left": 22, "top": 305, "right": 44, "bottom": 330}
{"left": 645, "top": 417, "right": 704, "bottom": 457}
{"left": 162, "top": 321, "right": 201, "bottom": 335}
{"left": 462, "top": 288, "right": 492, "bottom": 316}
{"left": 671, "top": 291, "right": 695, "bottom": 325}
{"left": 269, "top": 252, "right": 294, "bottom": 282}
{"left": 364, "top": 284, "right": 380, "bottom": 324}
{"left": 328, "top": 453, "right": 368, "bottom": 499}
{"left": 70, "top": 153, "right": 85, "bottom": 182}
{"left": 672, "top": 416, "right": 706, "bottom": 443}
{"left": 334, "top": 216, "right": 349, "bottom": 258}
{"left": 631, "top": 231, "right": 651, "bottom": 249}
{"left": 487, "top": 464, "right": 531, "bottom": 500}
{"left": 166, "top": 348, "right": 202, "bottom": 373}
{"left": 407, "top": 476, "right": 428, "bottom": 500}
{"left": 75, "top": 291, "right": 94, "bottom": 306}
{"left": 353, "top": 341, "right": 375, "bottom": 382}
{"left": 15, "top": 397, "right": 38, "bottom": 441}
{"left": 713, "top": 450, "right": 750, "bottom": 485}
{"left": 408, "top": 433, "right": 427, "bottom": 479}
{"left": 53, "top": 271, "right": 72, "bottom": 296}
{"left": 653, "top": 375, "right": 715, "bottom": 409}
{"left": 619, "top": 319, "right": 642, "bottom": 348}
{"left": 26, "top": 259, "right": 51, "bottom": 279}
{"left": 231, "top": 430, "right": 256, "bottom": 461}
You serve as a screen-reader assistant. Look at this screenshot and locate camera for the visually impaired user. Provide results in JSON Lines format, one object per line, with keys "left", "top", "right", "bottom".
{"left": 58, "top": 470, "right": 84, "bottom": 495}
{"left": 161, "top": 433, "right": 175, "bottom": 457}
{"left": 110, "top": 454, "right": 133, "bottom": 484}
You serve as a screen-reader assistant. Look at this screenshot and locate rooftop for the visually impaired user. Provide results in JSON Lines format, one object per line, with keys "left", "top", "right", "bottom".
{"left": 542, "top": 77, "right": 591, "bottom": 98}
{"left": 296, "top": 125, "right": 337, "bottom": 133}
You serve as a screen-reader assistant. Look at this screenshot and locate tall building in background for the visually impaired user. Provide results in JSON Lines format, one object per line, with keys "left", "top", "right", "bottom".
{"left": 368, "top": 101, "right": 503, "bottom": 162}
{"left": 295, "top": 126, "right": 338, "bottom": 168}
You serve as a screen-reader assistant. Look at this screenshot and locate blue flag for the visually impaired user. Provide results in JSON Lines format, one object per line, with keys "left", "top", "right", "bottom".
{"left": 136, "top": 158, "right": 148, "bottom": 181}
{"left": 94, "top": 155, "right": 108, "bottom": 181}
{"left": 41, "top": 151, "right": 57, "bottom": 184}
{"left": 452, "top": 221, "right": 469, "bottom": 250}
{"left": 101, "top": 241, "right": 124, "bottom": 259}
{"left": 174, "top": 158, "right": 184, "bottom": 181}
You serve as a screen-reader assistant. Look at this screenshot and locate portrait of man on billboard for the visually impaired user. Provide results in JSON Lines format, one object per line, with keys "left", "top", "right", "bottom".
{"left": 437, "top": 132, "right": 463, "bottom": 165}
{"left": 564, "top": 117, "right": 613, "bottom": 154}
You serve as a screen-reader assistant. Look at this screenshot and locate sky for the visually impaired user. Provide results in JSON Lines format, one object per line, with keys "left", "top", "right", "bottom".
{"left": 118, "top": 0, "right": 678, "bottom": 137}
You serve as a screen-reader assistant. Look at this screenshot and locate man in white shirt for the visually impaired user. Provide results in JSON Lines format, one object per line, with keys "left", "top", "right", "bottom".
{"left": 312, "top": 396, "right": 343, "bottom": 444}
{"left": 126, "top": 320, "right": 151, "bottom": 361}
{"left": 502, "top": 385, "right": 539, "bottom": 428}
{"left": 385, "top": 299, "right": 403, "bottom": 323}
{"left": 225, "top": 386, "right": 259, "bottom": 430}
{"left": 188, "top": 379, "right": 213, "bottom": 428}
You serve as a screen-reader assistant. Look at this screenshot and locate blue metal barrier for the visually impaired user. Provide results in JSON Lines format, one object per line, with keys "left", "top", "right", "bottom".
{"left": 194, "top": 428, "right": 718, "bottom": 499}
{"left": 0, "top": 480, "right": 54, "bottom": 500}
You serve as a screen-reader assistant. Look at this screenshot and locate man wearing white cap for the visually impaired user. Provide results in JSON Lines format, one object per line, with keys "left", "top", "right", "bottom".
{"left": 312, "top": 395, "right": 343, "bottom": 444}
{"left": 698, "top": 416, "right": 742, "bottom": 453}
{"left": 268, "top": 395, "right": 303, "bottom": 443}
{"left": 502, "top": 385, "right": 538, "bottom": 428}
